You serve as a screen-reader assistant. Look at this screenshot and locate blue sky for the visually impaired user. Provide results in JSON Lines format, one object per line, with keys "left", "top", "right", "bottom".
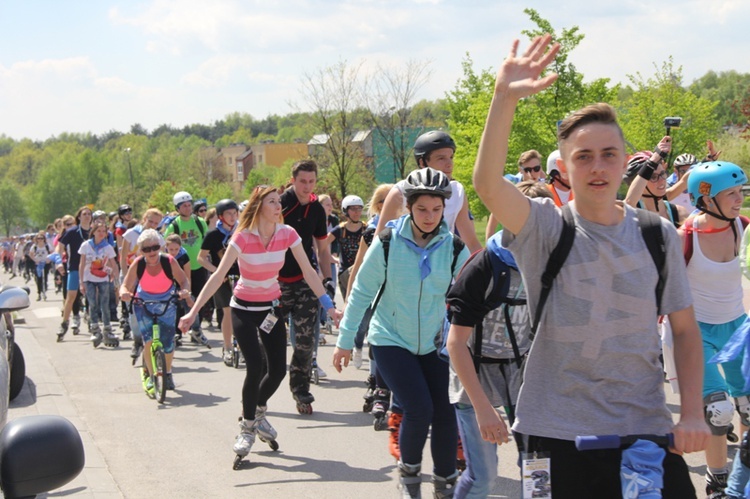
{"left": 1, "top": 0, "right": 748, "bottom": 141}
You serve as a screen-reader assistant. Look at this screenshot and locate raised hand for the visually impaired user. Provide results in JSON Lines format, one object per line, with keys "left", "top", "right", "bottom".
{"left": 494, "top": 34, "right": 560, "bottom": 101}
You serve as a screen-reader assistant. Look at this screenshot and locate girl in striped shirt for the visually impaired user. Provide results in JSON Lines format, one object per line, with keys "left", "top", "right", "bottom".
{"left": 179, "top": 185, "right": 341, "bottom": 462}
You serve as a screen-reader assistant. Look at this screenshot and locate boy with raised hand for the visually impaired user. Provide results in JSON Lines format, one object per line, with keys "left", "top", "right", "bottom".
{"left": 472, "top": 34, "right": 709, "bottom": 497}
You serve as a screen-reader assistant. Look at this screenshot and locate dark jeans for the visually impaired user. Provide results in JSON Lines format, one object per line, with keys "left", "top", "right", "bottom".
{"left": 231, "top": 308, "right": 287, "bottom": 419}
{"left": 372, "top": 345, "right": 457, "bottom": 477}
{"left": 514, "top": 434, "right": 695, "bottom": 498}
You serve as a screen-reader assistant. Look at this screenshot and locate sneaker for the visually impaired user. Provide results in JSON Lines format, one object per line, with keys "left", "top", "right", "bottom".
{"left": 353, "top": 348, "right": 363, "bottom": 369}
{"left": 223, "top": 348, "right": 234, "bottom": 366}
{"left": 190, "top": 329, "right": 209, "bottom": 346}
{"left": 165, "top": 373, "right": 175, "bottom": 390}
{"left": 144, "top": 377, "right": 155, "bottom": 397}
{"left": 316, "top": 364, "right": 327, "bottom": 378}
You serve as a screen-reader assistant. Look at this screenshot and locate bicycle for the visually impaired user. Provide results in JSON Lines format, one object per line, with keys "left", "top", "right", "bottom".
{"left": 131, "top": 295, "right": 179, "bottom": 404}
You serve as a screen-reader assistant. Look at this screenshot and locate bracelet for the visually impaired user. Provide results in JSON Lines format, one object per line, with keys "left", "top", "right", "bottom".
{"left": 655, "top": 148, "right": 668, "bottom": 160}
{"left": 319, "top": 293, "right": 334, "bottom": 311}
{"left": 638, "top": 159, "right": 659, "bottom": 180}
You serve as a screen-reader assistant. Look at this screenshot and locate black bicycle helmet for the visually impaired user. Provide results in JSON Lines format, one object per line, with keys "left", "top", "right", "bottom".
{"left": 215, "top": 199, "right": 239, "bottom": 216}
{"left": 413, "top": 131, "right": 456, "bottom": 165}
{"left": 192, "top": 200, "right": 207, "bottom": 214}
{"left": 403, "top": 167, "right": 452, "bottom": 201}
{"left": 118, "top": 204, "right": 133, "bottom": 216}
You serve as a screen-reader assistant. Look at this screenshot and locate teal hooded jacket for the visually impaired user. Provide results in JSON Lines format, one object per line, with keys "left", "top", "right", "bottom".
{"left": 336, "top": 214, "right": 470, "bottom": 355}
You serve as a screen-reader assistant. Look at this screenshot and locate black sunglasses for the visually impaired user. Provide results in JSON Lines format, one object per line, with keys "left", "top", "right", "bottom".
{"left": 141, "top": 244, "right": 161, "bottom": 253}
{"left": 523, "top": 165, "right": 542, "bottom": 173}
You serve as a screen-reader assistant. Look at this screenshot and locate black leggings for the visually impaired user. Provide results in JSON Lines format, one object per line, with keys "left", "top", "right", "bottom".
{"left": 231, "top": 307, "right": 287, "bottom": 419}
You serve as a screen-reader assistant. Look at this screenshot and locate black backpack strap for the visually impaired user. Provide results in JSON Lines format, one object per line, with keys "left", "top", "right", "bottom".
{"left": 193, "top": 215, "right": 206, "bottom": 238}
{"left": 450, "top": 236, "right": 465, "bottom": 275}
{"left": 370, "top": 228, "right": 392, "bottom": 313}
{"left": 160, "top": 254, "right": 175, "bottom": 285}
{"left": 530, "top": 204, "right": 577, "bottom": 341}
{"left": 635, "top": 208, "right": 666, "bottom": 312}
{"left": 136, "top": 257, "right": 146, "bottom": 282}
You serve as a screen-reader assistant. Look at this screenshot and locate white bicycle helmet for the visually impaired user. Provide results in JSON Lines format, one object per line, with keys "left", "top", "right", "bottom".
{"left": 173, "top": 191, "right": 193, "bottom": 208}
{"left": 341, "top": 195, "right": 364, "bottom": 211}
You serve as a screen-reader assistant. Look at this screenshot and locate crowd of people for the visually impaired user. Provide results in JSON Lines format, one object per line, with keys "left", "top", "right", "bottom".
{"left": 7, "top": 33, "right": 750, "bottom": 499}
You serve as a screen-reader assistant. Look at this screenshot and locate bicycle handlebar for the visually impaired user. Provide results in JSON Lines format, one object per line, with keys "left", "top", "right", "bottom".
{"left": 575, "top": 434, "right": 674, "bottom": 451}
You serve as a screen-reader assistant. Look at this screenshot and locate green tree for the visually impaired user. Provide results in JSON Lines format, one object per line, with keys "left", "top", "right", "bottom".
{"left": 242, "top": 163, "right": 291, "bottom": 198}
{"left": 689, "top": 70, "right": 750, "bottom": 126}
{"left": 616, "top": 58, "right": 721, "bottom": 160}
{"left": 27, "top": 144, "right": 102, "bottom": 225}
{"left": 0, "top": 180, "right": 27, "bottom": 236}
{"left": 446, "top": 9, "right": 616, "bottom": 218}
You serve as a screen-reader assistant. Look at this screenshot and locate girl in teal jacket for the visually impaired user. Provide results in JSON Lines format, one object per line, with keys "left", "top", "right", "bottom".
{"left": 333, "top": 168, "right": 470, "bottom": 497}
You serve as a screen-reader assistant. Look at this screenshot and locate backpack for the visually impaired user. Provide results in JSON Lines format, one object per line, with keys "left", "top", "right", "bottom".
{"left": 170, "top": 215, "right": 206, "bottom": 239}
{"left": 682, "top": 215, "right": 750, "bottom": 266}
{"left": 439, "top": 204, "right": 668, "bottom": 365}
{"left": 440, "top": 245, "right": 527, "bottom": 369}
{"left": 370, "top": 226, "right": 465, "bottom": 313}
{"left": 135, "top": 254, "right": 176, "bottom": 289}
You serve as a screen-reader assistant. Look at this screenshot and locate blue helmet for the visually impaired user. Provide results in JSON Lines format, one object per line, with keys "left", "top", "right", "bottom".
{"left": 687, "top": 161, "right": 747, "bottom": 206}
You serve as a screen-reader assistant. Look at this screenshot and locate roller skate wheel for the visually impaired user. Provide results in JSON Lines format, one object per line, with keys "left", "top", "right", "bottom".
{"left": 363, "top": 402, "right": 373, "bottom": 413}
{"left": 296, "top": 403, "right": 313, "bottom": 415}
{"left": 72, "top": 327, "right": 79, "bottom": 336}
{"left": 233, "top": 454, "right": 244, "bottom": 470}
{"left": 374, "top": 417, "right": 388, "bottom": 431}
{"left": 268, "top": 439, "right": 279, "bottom": 451}
{"left": 312, "top": 369, "right": 319, "bottom": 385}
{"left": 728, "top": 431, "right": 739, "bottom": 443}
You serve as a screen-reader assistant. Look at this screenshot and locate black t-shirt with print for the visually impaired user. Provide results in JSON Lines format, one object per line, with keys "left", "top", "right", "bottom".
{"left": 329, "top": 224, "right": 364, "bottom": 271}
{"left": 59, "top": 226, "right": 90, "bottom": 272}
{"left": 279, "top": 188, "right": 328, "bottom": 281}
{"left": 201, "top": 228, "right": 240, "bottom": 277}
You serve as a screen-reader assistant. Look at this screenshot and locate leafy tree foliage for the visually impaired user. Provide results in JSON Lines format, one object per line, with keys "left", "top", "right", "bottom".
{"left": 447, "top": 9, "right": 616, "bottom": 218}
{"left": 0, "top": 180, "right": 26, "bottom": 236}
{"left": 689, "top": 70, "right": 750, "bottom": 127}
{"left": 616, "top": 58, "right": 721, "bottom": 161}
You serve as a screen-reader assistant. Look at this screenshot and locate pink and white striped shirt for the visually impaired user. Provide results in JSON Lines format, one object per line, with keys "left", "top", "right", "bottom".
{"left": 229, "top": 224, "right": 301, "bottom": 303}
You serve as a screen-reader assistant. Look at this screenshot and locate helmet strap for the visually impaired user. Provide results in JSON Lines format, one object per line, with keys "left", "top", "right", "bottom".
{"left": 551, "top": 175, "right": 570, "bottom": 190}
{"left": 642, "top": 189, "right": 665, "bottom": 211}
{"left": 409, "top": 212, "right": 442, "bottom": 240}
{"left": 700, "top": 198, "right": 740, "bottom": 255}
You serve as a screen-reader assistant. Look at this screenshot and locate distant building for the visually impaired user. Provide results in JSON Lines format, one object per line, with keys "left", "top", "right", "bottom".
{"left": 307, "top": 127, "right": 428, "bottom": 183}
{"left": 251, "top": 142, "right": 309, "bottom": 169}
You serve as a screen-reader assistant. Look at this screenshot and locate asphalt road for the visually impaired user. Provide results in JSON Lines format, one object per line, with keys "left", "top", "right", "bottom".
{"left": 8, "top": 271, "right": 748, "bottom": 498}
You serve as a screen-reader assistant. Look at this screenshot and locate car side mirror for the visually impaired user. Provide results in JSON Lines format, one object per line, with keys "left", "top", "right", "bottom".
{"left": 0, "top": 415, "right": 85, "bottom": 497}
{"left": 0, "top": 288, "right": 30, "bottom": 314}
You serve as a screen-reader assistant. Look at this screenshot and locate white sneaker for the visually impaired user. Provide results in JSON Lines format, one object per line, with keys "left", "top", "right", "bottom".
{"left": 317, "top": 365, "right": 328, "bottom": 378}
{"left": 353, "top": 348, "right": 363, "bottom": 369}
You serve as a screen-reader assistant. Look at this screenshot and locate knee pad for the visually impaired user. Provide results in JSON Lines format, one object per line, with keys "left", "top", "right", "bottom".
{"left": 736, "top": 395, "right": 750, "bottom": 427}
{"left": 705, "top": 392, "right": 735, "bottom": 436}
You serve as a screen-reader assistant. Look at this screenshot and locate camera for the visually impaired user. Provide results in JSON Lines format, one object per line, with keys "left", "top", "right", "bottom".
{"left": 663, "top": 117, "right": 682, "bottom": 129}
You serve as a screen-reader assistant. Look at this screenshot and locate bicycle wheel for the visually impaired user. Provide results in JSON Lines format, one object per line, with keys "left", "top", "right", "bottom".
{"left": 154, "top": 348, "right": 167, "bottom": 403}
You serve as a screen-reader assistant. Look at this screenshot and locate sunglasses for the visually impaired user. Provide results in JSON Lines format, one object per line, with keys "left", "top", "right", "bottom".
{"left": 198, "top": 208, "right": 207, "bottom": 213}
{"left": 649, "top": 171, "right": 668, "bottom": 182}
{"left": 141, "top": 244, "right": 161, "bottom": 253}
{"left": 523, "top": 165, "right": 542, "bottom": 174}
{"left": 122, "top": 210, "right": 133, "bottom": 215}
